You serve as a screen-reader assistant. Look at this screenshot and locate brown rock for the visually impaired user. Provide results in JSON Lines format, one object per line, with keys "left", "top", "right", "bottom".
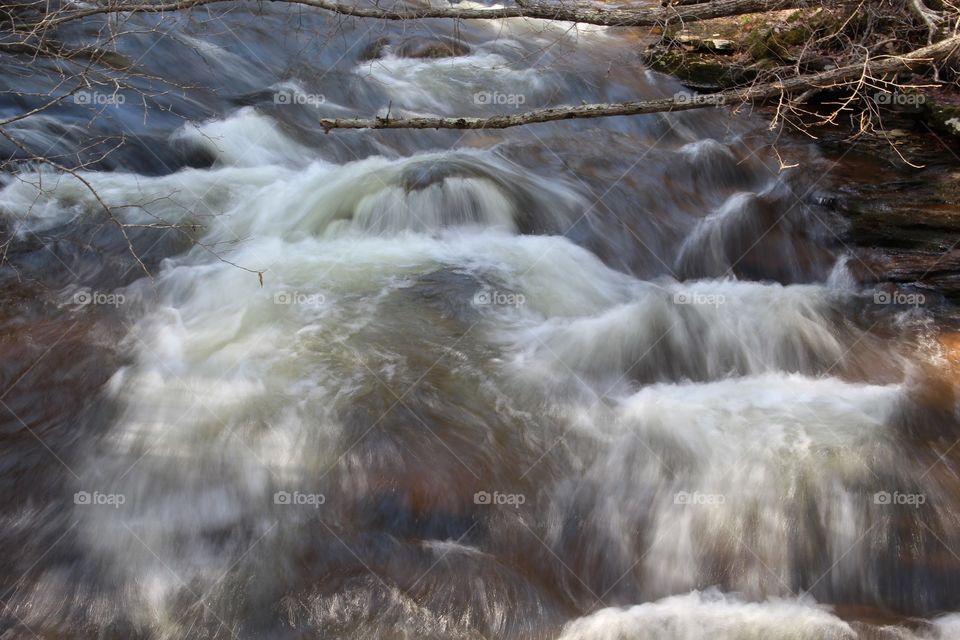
{"left": 395, "top": 37, "right": 470, "bottom": 59}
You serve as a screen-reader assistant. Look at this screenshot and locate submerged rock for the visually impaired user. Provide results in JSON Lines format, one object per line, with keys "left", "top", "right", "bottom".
{"left": 358, "top": 36, "right": 471, "bottom": 61}
{"left": 358, "top": 36, "right": 390, "bottom": 61}
{"left": 395, "top": 36, "right": 470, "bottom": 59}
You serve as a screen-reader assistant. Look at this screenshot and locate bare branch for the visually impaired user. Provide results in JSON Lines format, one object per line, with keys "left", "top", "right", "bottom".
{"left": 38, "top": 0, "right": 830, "bottom": 30}
{"left": 317, "top": 34, "right": 960, "bottom": 130}
{"left": 910, "top": 0, "right": 944, "bottom": 43}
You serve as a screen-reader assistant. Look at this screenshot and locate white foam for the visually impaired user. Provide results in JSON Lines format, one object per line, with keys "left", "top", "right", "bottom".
{"left": 355, "top": 52, "right": 549, "bottom": 114}
{"left": 558, "top": 589, "right": 856, "bottom": 640}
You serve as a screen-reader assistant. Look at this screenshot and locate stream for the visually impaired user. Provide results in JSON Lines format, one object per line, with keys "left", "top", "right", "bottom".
{"left": 2, "top": 2, "right": 960, "bottom": 638}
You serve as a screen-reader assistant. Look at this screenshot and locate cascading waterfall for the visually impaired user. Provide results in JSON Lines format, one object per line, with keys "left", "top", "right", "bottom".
{"left": 1, "top": 3, "right": 959, "bottom": 639}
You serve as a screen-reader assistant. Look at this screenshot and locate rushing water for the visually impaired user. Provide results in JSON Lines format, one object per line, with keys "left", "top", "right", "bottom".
{"left": 2, "top": 2, "right": 960, "bottom": 639}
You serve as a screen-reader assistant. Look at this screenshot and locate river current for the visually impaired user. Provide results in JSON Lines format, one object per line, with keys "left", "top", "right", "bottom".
{"left": 1, "top": 2, "right": 960, "bottom": 639}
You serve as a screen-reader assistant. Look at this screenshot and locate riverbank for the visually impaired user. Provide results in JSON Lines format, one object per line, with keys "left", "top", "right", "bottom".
{"left": 642, "top": 6, "right": 960, "bottom": 135}
{"left": 640, "top": 6, "right": 960, "bottom": 320}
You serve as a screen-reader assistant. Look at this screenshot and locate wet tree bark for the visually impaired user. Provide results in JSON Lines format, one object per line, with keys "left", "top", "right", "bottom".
{"left": 41, "top": 0, "right": 831, "bottom": 28}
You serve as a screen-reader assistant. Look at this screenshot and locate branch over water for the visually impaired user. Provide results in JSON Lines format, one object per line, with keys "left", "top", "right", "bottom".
{"left": 317, "top": 34, "right": 960, "bottom": 130}
{"left": 39, "top": 0, "right": 830, "bottom": 28}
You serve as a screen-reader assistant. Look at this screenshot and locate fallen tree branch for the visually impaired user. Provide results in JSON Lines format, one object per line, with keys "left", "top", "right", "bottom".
{"left": 39, "top": 0, "right": 825, "bottom": 29}
{"left": 0, "top": 40, "right": 131, "bottom": 68}
{"left": 317, "top": 34, "right": 960, "bottom": 130}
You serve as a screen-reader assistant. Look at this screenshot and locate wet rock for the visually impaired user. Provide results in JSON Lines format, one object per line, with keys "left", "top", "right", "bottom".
{"left": 702, "top": 38, "right": 736, "bottom": 53}
{"left": 395, "top": 36, "right": 470, "bottom": 59}
{"left": 398, "top": 162, "right": 462, "bottom": 192}
{"left": 921, "top": 95, "right": 960, "bottom": 138}
{"left": 888, "top": 367, "right": 959, "bottom": 442}
{"left": 360, "top": 36, "right": 470, "bottom": 61}
{"left": 358, "top": 37, "right": 390, "bottom": 61}
{"left": 671, "top": 34, "right": 737, "bottom": 54}
{"left": 642, "top": 46, "right": 755, "bottom": 90}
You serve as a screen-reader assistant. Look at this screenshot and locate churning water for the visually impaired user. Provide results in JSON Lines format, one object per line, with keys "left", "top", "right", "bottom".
{"left": 1, "top": 2, "right": 960, "bottom": 639}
